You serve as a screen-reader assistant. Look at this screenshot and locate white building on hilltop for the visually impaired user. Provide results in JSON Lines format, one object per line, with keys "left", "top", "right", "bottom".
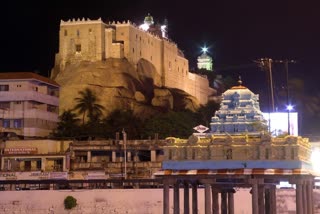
{"left": 197, "top": 47, "right": 213, "bottom": 71}
{"left": 0, "top": 72, "right": 59, "bottom": 138}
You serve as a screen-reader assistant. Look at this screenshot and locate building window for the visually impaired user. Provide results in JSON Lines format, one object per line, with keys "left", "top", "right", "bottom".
{"left": 0, "top": 102, "right": 10, "bottom": 109}
{"left": 150, "top": 56, "right": 152, "bottom": 61}
{"left": 132, "top": 48, "right": 134, "bottom": 53}
{"left": 33, "top": 86, "right": 38, "bottom": 91}
{"left": 76, "top": 44, "right": 81, "bottom": 52}
{"left": 0, "top": 85, "right": 9, "bottom": 91}
{"left": 16, "top": 85, "right": 21, "bottom": 88}
{"left": 14, "top": 119, "right": 22, "bottom": 128}
{"left": 89, "top": 28, "right": 92, "bottom": 33}
{"left": 64, "top": 30, "right": 67, "bottom": 36}
{"left": 3, "top": 119, "right": 10, "bottom": 128}
{"left": 121, "top": 32, "right": 124, "bottom": 36}
{"left": 77, "top": 29, "right": 80, "bottom": 36}
{"left": 47, "top": 105, "right": 57, "bottom": 113}
{"left": 14, "top": 101, "right": 22, "bottom": 104}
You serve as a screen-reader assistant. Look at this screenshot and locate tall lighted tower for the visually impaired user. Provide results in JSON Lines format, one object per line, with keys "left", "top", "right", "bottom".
{"left": 197, "top": 47, "right": 213, "bottom": 71}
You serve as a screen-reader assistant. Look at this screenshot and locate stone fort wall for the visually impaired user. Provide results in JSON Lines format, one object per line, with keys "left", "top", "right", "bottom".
{"left": 55, "top": 18, "right": 214, "bottom": 105}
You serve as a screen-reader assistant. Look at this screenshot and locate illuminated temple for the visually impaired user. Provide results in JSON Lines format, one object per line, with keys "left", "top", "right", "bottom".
{"left": 156, "top": 80, "right": 316, "bottom": 214}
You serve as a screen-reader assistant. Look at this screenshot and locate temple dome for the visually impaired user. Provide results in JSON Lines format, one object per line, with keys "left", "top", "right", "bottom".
{"left": 210, "top": 80, "right": 267, "bottom": 134}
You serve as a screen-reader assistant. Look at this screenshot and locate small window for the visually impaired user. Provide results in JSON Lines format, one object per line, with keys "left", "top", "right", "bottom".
{"left": 17, "top": 85, "right": 21, "bottom": 87}
{"left": 76, "top": 44, "right": 81, "bottom": 52}
{"left": 64, "top": 30, "right": 67, "bottom": 36}
{"left": 150, "top": 56, "right": 152, "bottom": 61}
{"left": 15, "top": 101, "right": 22, "bottom": 104}
{"left": 0, "top": 85, "right": 9, "bottom": 91}
{"left": 121, "top": 32, "right": 124, "bottom": 36}
{"left": 14, "top": 119, "right": 22, "bottom": 128}
{"left": 0, "top": 102, "right": 10, "bottom": 109}
{"left": 3, "top": 119, "right": 10, "bottom": 128}
{"left": 132, "top": 48, "right": 134, "bottom": 53}
{"left": 89, "top": 28, "right": 92, "bottom": 33}
{"left": 77, "top": 29, "right": 80, "bottom": 36}
{"left": 33, "top": 87, "right": 38, "bottom": 91}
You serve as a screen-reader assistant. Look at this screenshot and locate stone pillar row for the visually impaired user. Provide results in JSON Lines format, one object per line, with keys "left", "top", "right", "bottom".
{"left": 291, "top": 177, "right": 314, "bottom": 214}
{"left": 163, "top": 179, "right": 236, "bottom": 214}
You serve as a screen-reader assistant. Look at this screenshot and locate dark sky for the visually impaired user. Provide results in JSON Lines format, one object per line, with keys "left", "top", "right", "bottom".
{"left": 1, "top": 1, "right": 320, "bottom": 130}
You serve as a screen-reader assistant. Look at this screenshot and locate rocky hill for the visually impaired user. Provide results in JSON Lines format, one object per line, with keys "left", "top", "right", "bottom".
{"left": 52, "top": 58, "right": 201, "bottom": 120}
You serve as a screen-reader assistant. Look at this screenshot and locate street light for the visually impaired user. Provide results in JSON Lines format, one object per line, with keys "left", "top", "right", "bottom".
{"left": 286, "top": 104, "right": 293, "bottom": 135}
{"left": 122, "top": 129, "right": 127, "bottom": 179}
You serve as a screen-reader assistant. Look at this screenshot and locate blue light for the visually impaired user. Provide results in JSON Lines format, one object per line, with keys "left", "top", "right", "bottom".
{"left": 201, "top": 47, "right": 208, "bottom": 53}
{"left": 286, "top": 104, "right": 293, "bottom": 111}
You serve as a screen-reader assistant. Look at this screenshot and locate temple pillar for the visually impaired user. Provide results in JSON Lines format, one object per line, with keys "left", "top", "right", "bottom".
{"left": 192, "top": 182, "right": 198, "bottom": 214}
{"left": 204, "top": 183, "right": 211, "bottom": 214}
{"left": 211, "top": 186, "right": 219, "bottom": 214}
{"left": 258, "top": 184, "right": 265, "bottom": 214}
{"left": 221, "top": 191, "right": 227, "bottom": 214}
{"left": 184, "top": 182, "right": 190, "bottom": 214}
{"left": 228, "top": 190, "right": 235, "bottom": 214}
{"left": 163, "top": 180, "right": 170, "bottom": 214}
{"left": 303, "top": 181, "right": 308, "bottom": 214}
{"left": 269, "top": 185, "right": 277, "bottom": 214}
{"left": 306, "top": 179, "right": 314, "bottom": 214}
{"left": 295, "top": 180, "right": 303, "bottom": 214}
{"left": 174, "top": 182, "right": 180, "bottom": 214}
{"left": 249, "top": 179, "right": 259, "bottom": 214}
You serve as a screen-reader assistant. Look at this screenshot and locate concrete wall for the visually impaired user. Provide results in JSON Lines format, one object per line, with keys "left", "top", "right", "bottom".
{"left": 0, "top": 189, "right": 319, "bottom": 214}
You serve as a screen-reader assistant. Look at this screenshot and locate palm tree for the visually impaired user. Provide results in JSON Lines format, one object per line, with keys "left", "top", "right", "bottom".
{"left": 74, "top": 88, "right": 105, "bottom": 124}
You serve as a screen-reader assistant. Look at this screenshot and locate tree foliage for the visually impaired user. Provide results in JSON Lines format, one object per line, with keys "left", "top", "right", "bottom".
{"left": 64, "top": 196, "right": 77, "bottom": 210}
{"left": 53, "top": 88, "right": 221, "bottom": 140}
{"left": 74, "top": 88, "right": 105, "bottom": 124}
{"left": 52, "top": 110, "right": 80, "bottom": 138}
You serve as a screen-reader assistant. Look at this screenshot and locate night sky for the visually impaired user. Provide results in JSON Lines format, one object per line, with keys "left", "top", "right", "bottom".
{"left": 1, "top": 1, "right": 320, "bottom": 134}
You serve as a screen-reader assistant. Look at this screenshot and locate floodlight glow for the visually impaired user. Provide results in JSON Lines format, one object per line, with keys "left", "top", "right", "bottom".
{"left": 286, "top": 105, "right": 293, "bottom": 111}
{"left": 311, "top": 149, "right": 320, "bottom": 173}
{"left": 139, "top": 23, "right": 149, "bottom": 31}
{"left": 201, "top": 47, "right": 208, "bottom": 53}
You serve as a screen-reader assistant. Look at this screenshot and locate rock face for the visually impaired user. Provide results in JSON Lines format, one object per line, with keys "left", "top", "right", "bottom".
{"left": 52, "top": 58, "right": 200, "bottom": 119}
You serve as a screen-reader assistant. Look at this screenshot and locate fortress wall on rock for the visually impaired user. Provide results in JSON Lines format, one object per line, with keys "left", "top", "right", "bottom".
{"left": 55, "top": 19, "right": 213, "bottom": 105}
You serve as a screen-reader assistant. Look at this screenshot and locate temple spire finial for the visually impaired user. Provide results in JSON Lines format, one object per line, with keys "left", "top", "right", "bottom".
{"left": 238, "top": 76, "right": 242, "bottom": 86}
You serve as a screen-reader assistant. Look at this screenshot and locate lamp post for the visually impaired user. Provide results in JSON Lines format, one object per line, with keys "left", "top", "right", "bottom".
{"left": 122, "top": 129, "right": 127, "bottom": 179}
{"left": 286, "top": 105, "right": 293, "bottom": 135}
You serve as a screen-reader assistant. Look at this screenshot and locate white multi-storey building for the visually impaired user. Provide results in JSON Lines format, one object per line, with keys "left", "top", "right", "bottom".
{"left": 0, "top": 72, "right": 59, "bottom": 138}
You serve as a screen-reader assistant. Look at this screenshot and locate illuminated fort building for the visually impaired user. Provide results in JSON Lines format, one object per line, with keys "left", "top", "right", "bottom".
{"left": 52, "top": 14, "right": 215, "bottom": 105}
